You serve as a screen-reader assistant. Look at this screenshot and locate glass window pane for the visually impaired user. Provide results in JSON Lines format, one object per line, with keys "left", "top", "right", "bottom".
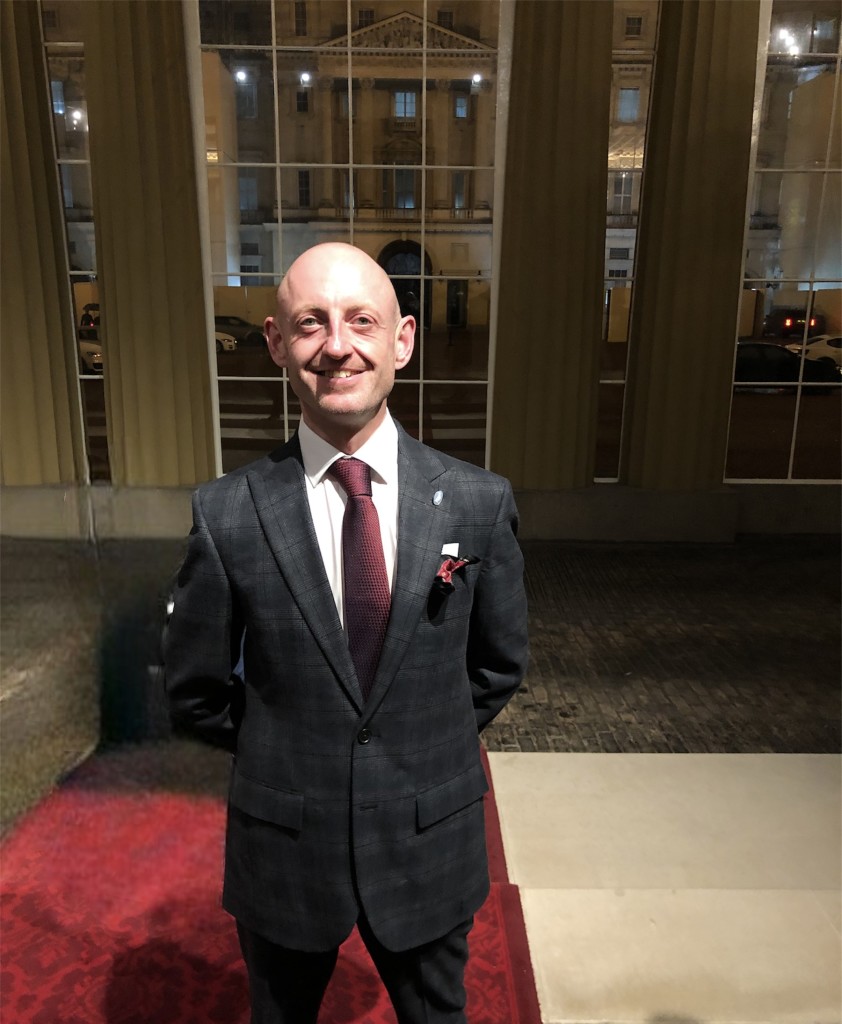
{"left": 388, "top": 382, "right": 420, "bottom": 439}
{"left": 349, "top": 2, "right": 427, "bottom": 48}
{"left": 41, "top": 3, "right": 85, "bottom": 43}
{"left": 726, "top": 391, "right": 798, "bottom": 479}
{"left": 792, "top": 389, "right": 842, "bottom": 477}
{"left": 424, "top": 384, "right": 487, "bottom": 466}
{"left": 213, "top": 284, "right": 277, "bottom": 379}
{"left": 80, "top": 377, "right": 110, "bottom": 481}
{"left": 278, "top": 222, "right": 352, "bottom": 276}
{"left": 47, "top": 52, "right": 88, "bottom": 160}
{"left": 595, "top": 383, "right": 624, "bottom": 478}
{"left": 768, "top": 4, "right": 841, "bottom": 56}
{"left": 748, "top": 172, "right": 828, "bottom": 280}
{"left": 207, "top": 167, "right": 278, "bottom": 281}
{"left": 219, "top": 379, "right": 285, "bottom": 473}
{"left": 204, "top": 50, "right": 275, "bottom": 163}
{"left": 425, "top": 75, "right": 497, "bottom": 167}
{"left": 62, "top": 165, "right": 96, "bottom": 272}
{"left": 275, "top": 0, "right": 348, "bottom": 46}
{"left": 758, "top": 58, "right": 839, "bottom": 170}
{"left": 199, "top": 1, "right": 272, "bottom": 45}
{"left": 277, "top": 56, "right": 344, "bottom": 164}
{"left": 426, "top": 279, "right": 489, "bottom": 380}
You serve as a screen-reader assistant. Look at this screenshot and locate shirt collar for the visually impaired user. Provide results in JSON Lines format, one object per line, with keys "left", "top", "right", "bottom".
{"left": 298, "top": 411, "right": 398, "bottom": 489}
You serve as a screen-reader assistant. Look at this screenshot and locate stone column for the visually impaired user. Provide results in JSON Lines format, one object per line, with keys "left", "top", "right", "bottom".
{"left": 473, "top": 80, "right": 494, "bottom": 207}
{"left": 357, "top": 78, "right": 376, "bottom": 208}
{"left": 491, "top": 0, "right": 612, "bottom": 487}
{"left": 621, "top": 0, "right": 761, "bottom": 489}
{"left": 317, "top": 77, "right": 334, "bottom": 207}
{"left": 429, "top": 80, "right": 450, "bottom": 208}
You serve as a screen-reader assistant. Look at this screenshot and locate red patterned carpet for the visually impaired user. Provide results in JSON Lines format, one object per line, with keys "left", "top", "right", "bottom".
{"left": 0, "top": 754, "right": 540, "bottom": 1023}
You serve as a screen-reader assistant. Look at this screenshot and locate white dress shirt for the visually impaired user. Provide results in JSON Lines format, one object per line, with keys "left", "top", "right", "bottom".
{"left": 297, "top": 412, "right": 399, "bottom": 628}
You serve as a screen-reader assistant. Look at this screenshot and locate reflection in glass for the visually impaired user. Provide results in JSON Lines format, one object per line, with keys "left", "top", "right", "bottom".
{"left": 41, "top": 3, "right": 86, "bottom": 44}
{"left": 199, "top": 0, "right": 272, "bottom": 45}
{"left": 726, "top": 392, "right": 797, "bottom": 479}
{"left": 757, "top": 59, "right": 839, "bottom": 169}
{"left": 204, "top": 50, "right": 275, "bottom": 163}
{"left": 47, "top": 52, "right": 88, "bottom": 160}
{"left": 426, "top": 169, "right": 494, "bottom": 218}
{"left": 424, "top": 384, "right": 487, "bottom": 466}
{"left": 595, "top": 383, "right": 624, "bottom": 479}
{"left": 426, "top": 279, "right": 489, "bottom": 381}
{"left": 279, "top": 223, "right": 352, "bottom": 275}
{"left": 349, "top": 2, "right": 427, "bottom": 46}
{"left": 747, "top": 173, "right": 827, "bottom": 282}
{"left": 80, "top": 377, "right": 110, "bottom": 481}
{"left": 792, "top": 389, "right": 842, "bottom": 477}
{"left": 219, "top": 379, "right": 284, "bottom": 473}
{"left": 207, "top": 167, "right": 277, "bottom": 282}
{"left": 388, "top": 383, "right": 420, "bottom": 439}
{"left": 768, "top": 3, "right": 841, "bottom": 56}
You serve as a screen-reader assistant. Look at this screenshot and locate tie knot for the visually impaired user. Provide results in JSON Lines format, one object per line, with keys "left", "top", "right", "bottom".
{"left": 329, "top": 457, "right": 372, "bottom": 498}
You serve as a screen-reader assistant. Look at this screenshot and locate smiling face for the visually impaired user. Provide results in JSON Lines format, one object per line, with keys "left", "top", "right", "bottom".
{"left": 265, "top": 243, "right": 415, "bottom": 452}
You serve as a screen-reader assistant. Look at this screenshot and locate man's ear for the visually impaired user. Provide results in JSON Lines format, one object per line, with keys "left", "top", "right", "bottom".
{"left": 394, "top": 315, "right": 415, "bottom": 370}
{"left": 264, "top": 316, "right": 287, "bottom": 369}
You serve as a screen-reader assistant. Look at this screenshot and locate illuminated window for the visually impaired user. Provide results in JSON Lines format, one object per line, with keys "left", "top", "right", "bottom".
{"left": 454, "top": 94, "right": 469, "bottom": 118}
{"left": 618, "top": 87, "right": 639, "bottom": 123}
{"left": 394, "top": 91, "right": 416, "bottom": 119}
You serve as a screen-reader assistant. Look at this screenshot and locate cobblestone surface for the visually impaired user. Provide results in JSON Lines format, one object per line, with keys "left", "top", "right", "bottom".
{"left": 483, "top": 536, "right": 841, "bottom": 754}
{"left": 1, "top": 535, "right": 839, "bottom": 785}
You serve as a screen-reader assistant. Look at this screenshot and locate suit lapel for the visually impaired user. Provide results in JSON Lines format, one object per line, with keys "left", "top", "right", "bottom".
{"left": 365, "top": 428, "right": 449, "bottom": 713}
{"left": 246, "top": 440, "right": 363, "bottom": 711}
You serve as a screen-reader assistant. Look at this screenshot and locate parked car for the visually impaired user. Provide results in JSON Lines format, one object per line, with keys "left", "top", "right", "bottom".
{"left": 214, "top": 315, "right": 265, "bottom": 347}
{"left": 735, "top": 341, "right": 841, "bottom": 390}
{"left": 762, "top": 306, "right": 826, "bottom": 338}
{"left": 78, "top": 338, "right": 103, "bottom": 373}
{"left": 215, "top": 331, "right": 237, "bottom": 352}
{"left": 784, "top": 334, "right": 842, "bottom": 369}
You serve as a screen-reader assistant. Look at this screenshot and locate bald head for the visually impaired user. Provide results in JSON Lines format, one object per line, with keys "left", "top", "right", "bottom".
{"left": 263, "top": 242, "right": 416, "bottom": 452}
{"left": 276, "top": 243, "right": 401, "bottom": 328}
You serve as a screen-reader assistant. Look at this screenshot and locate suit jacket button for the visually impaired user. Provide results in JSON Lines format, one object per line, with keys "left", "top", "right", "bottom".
{"left": 357, "top": 728, "right": 372, "bottom": 744}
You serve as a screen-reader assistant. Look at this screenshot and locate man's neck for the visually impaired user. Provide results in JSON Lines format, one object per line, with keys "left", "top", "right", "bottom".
{"left": 302, "top": 405, "right": 389, "bottom": 455}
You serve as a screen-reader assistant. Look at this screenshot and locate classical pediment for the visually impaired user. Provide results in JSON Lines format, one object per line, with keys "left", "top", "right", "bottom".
{"left": 322, "top": 12, "right": 493, "bottom": 52}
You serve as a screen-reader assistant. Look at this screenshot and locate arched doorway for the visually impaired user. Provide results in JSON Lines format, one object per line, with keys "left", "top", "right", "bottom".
{"left": 377, "top": 240, "right": 432, "bottom": 329}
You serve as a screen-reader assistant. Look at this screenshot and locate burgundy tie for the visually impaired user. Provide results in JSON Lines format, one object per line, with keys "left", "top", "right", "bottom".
{"left": 328, "top": 458, "right": 390, "bottom": 700}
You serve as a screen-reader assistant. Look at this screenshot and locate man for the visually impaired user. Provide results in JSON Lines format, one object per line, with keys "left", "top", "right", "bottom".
{"left": 164, "top": 243, "right": 528, "bottom": 1024}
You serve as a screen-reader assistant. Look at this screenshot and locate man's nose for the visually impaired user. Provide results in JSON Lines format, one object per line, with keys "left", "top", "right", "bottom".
{"left": 324, "top": 321, "right": 352, "bottom": 358}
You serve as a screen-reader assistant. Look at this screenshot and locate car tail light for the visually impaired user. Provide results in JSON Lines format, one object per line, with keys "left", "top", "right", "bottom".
{"left": 784, "top": 318, "right": 792, "bottom": 327}
{"left": 809, "top": 318, "right": 816, "bottom": 327}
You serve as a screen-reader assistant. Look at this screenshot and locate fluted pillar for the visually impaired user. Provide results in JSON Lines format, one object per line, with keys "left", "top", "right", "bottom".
{"left": 83, "top": 0, "right": 215, "bottom": 486}
{"left": 491, "top": 0, "right": 612, "bottom": 487}
{"left": 0, "top": 0, "right": 87, "bottom": 485}
{"left": 621, "top": 0, "right": 761, "bottom": 489}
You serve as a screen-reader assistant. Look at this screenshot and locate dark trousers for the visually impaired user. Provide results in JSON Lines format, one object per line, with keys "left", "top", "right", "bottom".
{"left": 237, "top": 914, "right": 474, "bottom": 1024}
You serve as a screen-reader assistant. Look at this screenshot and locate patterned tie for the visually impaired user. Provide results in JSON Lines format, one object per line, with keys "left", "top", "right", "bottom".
{"left": 328, "top": 458, "right": 391, "bottom": 700}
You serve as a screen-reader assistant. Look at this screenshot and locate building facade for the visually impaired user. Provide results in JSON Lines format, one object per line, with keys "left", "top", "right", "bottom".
{"left": 1, "top": 0, "right": 839, "bottom": 540}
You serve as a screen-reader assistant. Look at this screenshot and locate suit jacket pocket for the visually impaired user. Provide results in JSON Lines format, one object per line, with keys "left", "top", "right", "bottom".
{"left": 416, "top": 762, "right": 489, "bottom": 830}
{"left": 230, "top": 769, "right": 304, "bottom": 830}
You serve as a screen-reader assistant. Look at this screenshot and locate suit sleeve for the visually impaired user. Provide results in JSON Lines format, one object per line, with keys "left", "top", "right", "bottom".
{"left": 467, "top": 480, "right": 528, "bottom": 731}
{"left": 162, "top": 488, "right": 245, "bottom": 751}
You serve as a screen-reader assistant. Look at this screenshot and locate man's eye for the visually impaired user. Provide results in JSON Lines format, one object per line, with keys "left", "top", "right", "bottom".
{"left": 353, "top": 315, "right": 373, "bottom": 326}
{"left": 299, "top": 316, "right": 319, "bottom": 327}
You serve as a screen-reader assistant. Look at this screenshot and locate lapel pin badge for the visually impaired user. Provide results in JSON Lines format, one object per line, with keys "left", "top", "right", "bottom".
{"left": 432, "top": 490, "right": 443, "bottom": 506}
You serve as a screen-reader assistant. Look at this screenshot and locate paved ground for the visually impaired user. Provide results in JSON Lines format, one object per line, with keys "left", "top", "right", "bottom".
{"left": 1, "top": 533, "right": 839, "bottom": 826}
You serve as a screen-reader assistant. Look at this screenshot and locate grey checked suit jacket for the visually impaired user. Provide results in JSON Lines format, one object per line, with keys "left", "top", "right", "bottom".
{"left": 164, "top": 424, "right": 528, "bottom": 953}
